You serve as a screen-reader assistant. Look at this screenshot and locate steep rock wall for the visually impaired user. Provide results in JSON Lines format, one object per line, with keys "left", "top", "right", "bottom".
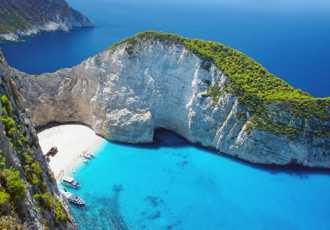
{"left": 12, "top": 40, "right": 330, "bottom": 168}
{"left": 0, "top": 50, "right": 77, "bottom": 229}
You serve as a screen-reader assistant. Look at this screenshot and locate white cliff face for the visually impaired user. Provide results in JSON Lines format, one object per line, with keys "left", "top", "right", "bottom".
{"left": 12, "top": 40, "right": 330, "bottom": 168}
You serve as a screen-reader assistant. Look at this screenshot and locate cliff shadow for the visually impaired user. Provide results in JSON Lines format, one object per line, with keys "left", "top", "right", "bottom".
{"left": 111, "top": 128, "right": 190, "bottom": 150}
{"left": 37, "top": 123, "right": 330, "bottom": 177}
{"left": 151, "top": 129, "right": 330, "bottom": 178}
{"left": 36, "top": 121, "right": 95, "bottom": 133}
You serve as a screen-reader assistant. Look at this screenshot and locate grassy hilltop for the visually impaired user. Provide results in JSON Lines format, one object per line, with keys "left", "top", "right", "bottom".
{"left": 108, "top": 31, "right": 329, "bottom": 138}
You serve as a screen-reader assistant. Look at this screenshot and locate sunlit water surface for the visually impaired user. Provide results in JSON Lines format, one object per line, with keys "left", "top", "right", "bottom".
{"left": 60, "top": 130, "right": 330, "bottom": 230}
{"left": 0, "top": 0, "right": 329, "bottom": 228}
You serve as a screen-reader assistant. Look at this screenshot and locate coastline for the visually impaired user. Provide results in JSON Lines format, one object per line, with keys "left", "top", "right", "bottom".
{"left": 0, "top": 20, "right": 94, "bottom": 43}
{"left": 37, "top": 124, "right": 104, "bottom": 180}
{"left": 0, "top": 4, "right": 95, "bottom": 43}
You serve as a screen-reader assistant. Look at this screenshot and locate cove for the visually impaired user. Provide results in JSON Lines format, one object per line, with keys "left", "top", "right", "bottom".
{"left": 60, "top": 129, "right": 330, "bottom": 230}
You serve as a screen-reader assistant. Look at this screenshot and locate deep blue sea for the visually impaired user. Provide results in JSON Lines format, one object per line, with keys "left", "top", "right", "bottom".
{"left": 1, "top": 0, "right": 330, "bottom": 229}
{"left": 61, "top": 130, "right": 330, "bottom": 230}
{"left": 0, "top": 0, "right": 329, "bottom": 97}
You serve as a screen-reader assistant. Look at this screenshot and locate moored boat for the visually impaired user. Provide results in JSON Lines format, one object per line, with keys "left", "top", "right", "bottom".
{"left": 60, "top": 176, "right": 81, "bottom": 189}
{"left": 83, "top": 153, "right": 92, "bottom": 159}
{"left": 87, "top": 151, "right": 96, "bottom": 157}
{"left": 46, "top": 146, "right": 58, "bottom": 156}
{"left": 61, "top": 190, "right": 86, "bottom": 206}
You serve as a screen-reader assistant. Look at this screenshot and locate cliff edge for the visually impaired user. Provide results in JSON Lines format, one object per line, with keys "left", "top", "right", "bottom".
{"left": 0, "top": 49, "right": 77, "bottom": 229}
{"left": 12, "top": 31, "right": 330, "bottom": 168}
{"left": 0, "top": 0, "right": 94, "bottom": 42}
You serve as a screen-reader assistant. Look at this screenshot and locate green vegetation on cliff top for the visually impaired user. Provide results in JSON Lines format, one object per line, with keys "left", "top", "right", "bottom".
{"left": 0, "top": 7, "right": 31, "bottom": 34}
{"left": 108, "top": 31, "right": 329, "bottom": 138}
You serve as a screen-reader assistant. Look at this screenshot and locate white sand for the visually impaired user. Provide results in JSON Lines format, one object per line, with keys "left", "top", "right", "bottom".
{"left": 37, "top": 124, "right": 104, "bottom": 180}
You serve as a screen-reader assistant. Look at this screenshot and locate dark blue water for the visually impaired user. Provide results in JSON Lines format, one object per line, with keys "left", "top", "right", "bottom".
{"left": 61, "top": 130, "right": 330, "bottom": 230}
{"left": 0, "top": 0, "right": 329, "bottom": 97}
{"left": 2, "top": 1, "right": 329, "bottom": 228}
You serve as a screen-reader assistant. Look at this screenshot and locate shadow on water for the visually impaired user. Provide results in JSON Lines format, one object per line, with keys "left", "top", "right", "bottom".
{"left": 72, "top": 185, "right": 128, "bottom": 230}
{"left": 118, "top": 128, "right": 330, "bottom": 178}
{"left": 39, "top": 122, "right": 330, "bottom": 178}
{"left": 112, "top": 128, "right": 194, "bottom": 150}
{"left": 139, "top": 195, "right": 182, "bottom": 229}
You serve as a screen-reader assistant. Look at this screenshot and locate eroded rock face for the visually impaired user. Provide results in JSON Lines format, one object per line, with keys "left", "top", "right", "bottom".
{"left": 0, "top": 51, "right": 77, "bottom": 229}
{"left": 12, "top": 40, "right": 330, "bottom": 168}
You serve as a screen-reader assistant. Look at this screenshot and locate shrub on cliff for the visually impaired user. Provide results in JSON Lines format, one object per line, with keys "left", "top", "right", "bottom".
{"left": 0, "top": 168, "right": 26, "bottom": 200}
{"left": 108, "top": 31, "right": 329, "bottom": 138}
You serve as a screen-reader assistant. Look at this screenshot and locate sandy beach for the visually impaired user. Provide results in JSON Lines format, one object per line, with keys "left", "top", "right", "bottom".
{"left": 37, "top": 124, "right": 104, "bottom": 180}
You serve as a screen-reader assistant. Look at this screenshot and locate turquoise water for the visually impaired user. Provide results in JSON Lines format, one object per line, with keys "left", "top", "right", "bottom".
{"left": 1, "top": 0, "right": 330, "bottom": 97}
{"left": 60, "top": 130, "right": 330, "bottom": 230}
{"left": 1, "top": 0, "right": 329, "bottom": 228}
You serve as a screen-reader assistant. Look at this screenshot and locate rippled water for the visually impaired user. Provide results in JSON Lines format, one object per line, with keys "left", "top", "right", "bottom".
{"left": 1, "top": 0, "right": 329, "bottom": 228}
{"left": 60, "top": 130, "right": 330, "bottom": 230}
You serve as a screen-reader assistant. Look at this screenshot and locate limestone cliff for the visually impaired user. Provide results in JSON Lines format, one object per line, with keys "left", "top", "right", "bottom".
{"left": 0, "top": 0, "right": 94, "bottom": 42}
{"left": 12, "top": 32, "right": 330, "bottom": 168}
{"left": 0, "top": 50, "right": 77, "bottom": 229}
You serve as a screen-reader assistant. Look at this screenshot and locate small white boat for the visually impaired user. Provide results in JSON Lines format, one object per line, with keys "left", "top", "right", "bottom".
{"left": 83, "top": 153, "right": 92, "bottom": 159}
{"left": 87, "top": 151, "right": 96, "bottom": 157}
{"left": 61, "top": 190, "right": 85, "bottom": 206}
{"left": 60, "top": 176, "right": 81, "bottom": 189}
{"left": 83, "top": 159, "right": 89, "bottom": 164}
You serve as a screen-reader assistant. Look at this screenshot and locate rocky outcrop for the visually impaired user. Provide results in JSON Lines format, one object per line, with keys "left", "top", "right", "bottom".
{"left": 0, "top": 0, "right": 94, "bottom": 42}
{"left": 12, "top": 35, "right": 330, "bottom": 168}
{"left": 0, "top": 50, "right": 77, "bottom": 229}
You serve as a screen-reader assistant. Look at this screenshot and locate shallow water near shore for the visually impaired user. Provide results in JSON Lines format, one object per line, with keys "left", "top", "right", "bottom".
{"left": 60, "top": 129, "right": 330, "bottom": 230}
